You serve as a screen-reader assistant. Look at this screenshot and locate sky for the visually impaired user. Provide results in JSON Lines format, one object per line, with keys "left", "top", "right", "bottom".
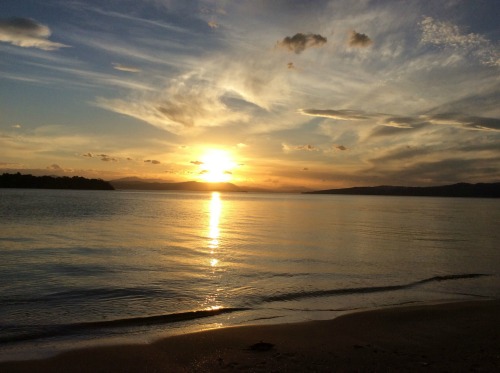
{"left": 1, "top": 0, "right": 499, "bottom": 190}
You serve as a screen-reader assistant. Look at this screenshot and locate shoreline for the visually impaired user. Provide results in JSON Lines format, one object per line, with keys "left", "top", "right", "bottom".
{"left": 1, "top": 299, "right": 499, "bottom": 372}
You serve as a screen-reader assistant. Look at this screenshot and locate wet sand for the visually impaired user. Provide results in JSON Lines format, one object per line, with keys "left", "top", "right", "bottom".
{"left": 1, "top": 300, "right": 499, "bottom": 372}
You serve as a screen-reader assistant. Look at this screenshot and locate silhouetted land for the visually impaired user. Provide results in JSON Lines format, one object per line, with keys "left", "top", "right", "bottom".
{"left": 110, "top": 178, "right": 244, "bottom": 192}
{"left": 0, "top": 173, "right": 114, "bottom": 190}
{"left": 305, "top": 182, "right": 500, "bottom": 198}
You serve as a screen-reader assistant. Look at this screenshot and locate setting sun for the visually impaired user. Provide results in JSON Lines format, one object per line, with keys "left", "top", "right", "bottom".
{"left": 198, "top": 150, "right": 236, "bottom": 183}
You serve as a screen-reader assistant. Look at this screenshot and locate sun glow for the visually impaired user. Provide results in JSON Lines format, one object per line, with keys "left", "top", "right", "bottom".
{"left": 199, "top": 150, "right": 236, "bottom": 183}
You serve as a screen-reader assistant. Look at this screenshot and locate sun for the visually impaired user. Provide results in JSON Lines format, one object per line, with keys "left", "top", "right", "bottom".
{"left": 198, "top": 150, "right": 236, "bottom": 183}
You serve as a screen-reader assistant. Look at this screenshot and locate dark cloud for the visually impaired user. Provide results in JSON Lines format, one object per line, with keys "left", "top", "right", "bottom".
{"left": 83, "top": 153, "right": 120, "bottom": 161}
{"left": 199, "top": 169, "right": 208, "bottom": 174}
{"left": 278, "top": 33, "right": 327, "bottom": 54}
{"left": 46, "top": 164, "right": 62, "bottom": 171}
{"left": 370, "top": 146, "right": 428, "bottom": 163}
{"left": 287, "top": 62, "right": 295, "bottom": 69}
{"left": 295, "top": 144, "right": 318, "bottom": 151}
{"left": 302, "top": 167, "right": 309, "bottom": 171}
{"left": 224, "top": 170, "right": 232, "bottom": 175}
{"left": 0, "top": 17, "right": 67, "bottom": 50}
{"left": 424, "top": 114, "right": 500, "bottom": 132}
{"left": 369, "top": 126, "right": 417, "bottom": 137}
{"left": 99, "top": 154, "right": 118, "bottom": 162}
{"left": 335, "top": 145, "right": 348, "bottom": 151}
{"left": 378, "top": 158, "right": 500, "bottom": 185}
{"left": 144, "top": 159, "right": 161, "bottom": 164}
{"left": 301, "top": 108, "right": 500, "bottom": 132}
{"left": 349, "top": 30, "right": 373, "bottom": 47}
{"left": 190, "top": 160, "right": 203, "bottom": 165}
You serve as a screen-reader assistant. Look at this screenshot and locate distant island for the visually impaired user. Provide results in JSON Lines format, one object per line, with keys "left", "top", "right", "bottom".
{"left": 0, "top": 173, "right": 114, "bottom": 190}
{"left": 304, "top": 182, "right": 500, "bottom": 198}
{"left": 109, "top": 178, "right": 244, "bottom": 192}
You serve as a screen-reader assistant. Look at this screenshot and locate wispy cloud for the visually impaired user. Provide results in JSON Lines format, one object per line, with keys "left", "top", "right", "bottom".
{"left": 300, "top": 109, "right": 375, "bottom": 121}
{"left": 420, "top": 16, "right": 500, "bottom": 67}
{"left": 423, "top": 114, "right": 500, "bottom": 132}
{"left": 96, "top": 73, "right": 249, "bottom": 134}
{"left": 301, "top": 108, "right": 500, "bottom": 132}
{"left": 112, "top": 63, "right": 141, "bottom": 73}
{"left": 0, "top": 18, "right": 68, "bottom": 50}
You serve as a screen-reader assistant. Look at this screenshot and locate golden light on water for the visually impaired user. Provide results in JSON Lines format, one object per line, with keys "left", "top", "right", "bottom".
{"left": 203, "top": 192, "right": 224, "bottom": 310}
{"left": 208, "top": 192, "right": 221, "bottom": 251}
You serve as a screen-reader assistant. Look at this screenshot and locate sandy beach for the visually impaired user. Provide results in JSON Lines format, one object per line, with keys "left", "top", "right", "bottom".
{"left": 1, "top": 300, "right": 499, "bottom": 372}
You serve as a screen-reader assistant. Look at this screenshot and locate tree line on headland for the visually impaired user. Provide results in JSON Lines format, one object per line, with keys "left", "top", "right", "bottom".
{"left": 304, "top": 182, "right": 500, "bottom": 198}
{"left": 0, "top": 173, "right": 114, "bottom": 190}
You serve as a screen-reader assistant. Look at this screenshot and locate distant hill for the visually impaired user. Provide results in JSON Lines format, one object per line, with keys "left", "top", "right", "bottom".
{"left": 304, "top": 182, "right": 500, "bottom": 198}
{"left": 0, "top": 173, "right": 114, "bottom": 190}
{"left": 109, "top": 179, "right": 245, "bottom": 192}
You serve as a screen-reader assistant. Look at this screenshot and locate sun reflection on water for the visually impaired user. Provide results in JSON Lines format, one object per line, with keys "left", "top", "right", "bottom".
{"left": 203, "top": 192, "right": 224, "bottom": 310}
{"left": 208, "top": 192, "right": 221, "bottom": 252}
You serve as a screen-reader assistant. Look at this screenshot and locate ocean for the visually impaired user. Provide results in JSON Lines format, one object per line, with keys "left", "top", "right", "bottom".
{"left": 1, "top": 189, "right": 499, "bottom": 360}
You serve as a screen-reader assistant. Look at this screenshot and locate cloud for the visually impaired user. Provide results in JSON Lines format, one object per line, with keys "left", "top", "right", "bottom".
{"left": 420, "top": 16, "right": 500, "bottom": 67}
{"left": 0, "top": 17, "right": 68, "bottom": 50}
{"left": 277, "top": 33, "right": 327, "bottom": 54}
{"left": 46, "top": 164, "right": 63, "bottom": 171}
{"left": 11, "top": 124, "right": 22, "bottom": 129}
{"left": 422, "top": 114, "right": 500, "bottom": 132}
{"left": 383, "top": 117, "right": 421, "bottom": 128}
{"left": 82, "top": 152, "right": 122, "bottom": 161}
{"left": 208, "top": 21, "right": 219, "bottom": 29}
{"left": 190, "top": 160, "right": 203, "bottom": 165}
{"left": 283, "top": 143, "right": 319, "bottom": 152}
{"left": 112, "top": 63, "right": 141, "bottom": 73}
{"left": 287, "top": 62, "right": 295, "bottom": 69}
{"left": 335, "top": 145, "right": 348, "bottom": 151}
{"left": 96, "top": 71, "right": 249, "bottom": 134}
{"left": 301, "top": 108, "right": 500, "bottom": 132}
{"left": 144, "top": 159, "right": 161, "bottom": 164}
{"left": 99, "top": 154, "right": 118, "bottom": 162}
{"left": 349, "top": 31, "right": 373, "bottom": 47}
{"left": 299, "top": 109, "right": 373, "bottom": 121}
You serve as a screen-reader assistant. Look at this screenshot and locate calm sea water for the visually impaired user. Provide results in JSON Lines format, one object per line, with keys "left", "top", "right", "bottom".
{"left": 1, "top": 189, "right": 499, "bottom": 360}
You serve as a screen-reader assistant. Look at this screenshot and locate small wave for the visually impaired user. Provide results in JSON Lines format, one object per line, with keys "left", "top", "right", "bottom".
{"left": 0, "top": 307, "right": 250, "bottom": 344}
{"left": 261, "top": 273, "right": 489, "bottom": 303}
{"left": 73, "top": 307, "right": 250, "bottom": 329}
{"left": 1, "top": 287, "right": 178, "bottom": 305}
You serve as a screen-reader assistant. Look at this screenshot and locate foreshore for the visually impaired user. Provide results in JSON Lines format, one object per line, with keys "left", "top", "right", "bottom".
{"left": 1, "top": 300, "right": 499, "bottom": 372}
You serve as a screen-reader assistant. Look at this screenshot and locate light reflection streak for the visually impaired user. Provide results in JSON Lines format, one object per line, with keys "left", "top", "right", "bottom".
{"left": 203, "top": 192, "right": 224, "bottom": 310}
{"left": 208, "top": 192, "right": 221, "bottom": 252}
